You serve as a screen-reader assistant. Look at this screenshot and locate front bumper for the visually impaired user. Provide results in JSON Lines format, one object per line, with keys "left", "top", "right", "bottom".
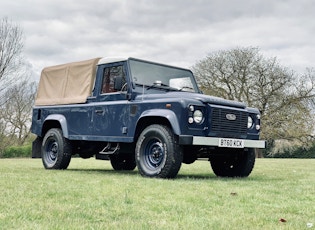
{"left": 179, "top": 135, "right": 266, "bottom": 149}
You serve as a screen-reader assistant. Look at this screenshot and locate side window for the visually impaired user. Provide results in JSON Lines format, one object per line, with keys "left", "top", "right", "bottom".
{"left": 101, "top": 65, "right": 126, "bottom": 94}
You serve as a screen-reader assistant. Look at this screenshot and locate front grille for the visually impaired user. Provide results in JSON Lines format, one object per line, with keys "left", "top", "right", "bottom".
{"left": 210, "top": 107, "right": 248, "bottom": 138}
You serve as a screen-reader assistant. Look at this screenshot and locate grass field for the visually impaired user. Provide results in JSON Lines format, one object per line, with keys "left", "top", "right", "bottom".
{"left": 0, "top": 158, "right": 314, "bottom": 230}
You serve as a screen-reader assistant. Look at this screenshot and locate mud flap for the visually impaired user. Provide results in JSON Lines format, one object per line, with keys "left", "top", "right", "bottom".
{"left": 32, "top": 137, "right": 43, "bottom": 158}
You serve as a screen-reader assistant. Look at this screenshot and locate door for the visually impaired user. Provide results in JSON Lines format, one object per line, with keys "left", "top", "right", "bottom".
{"left": 92, "top": 63, "right": 130, "bottom": 142}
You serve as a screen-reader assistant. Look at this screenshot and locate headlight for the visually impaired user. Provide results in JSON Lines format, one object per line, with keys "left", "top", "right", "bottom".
{"left": 247, "top": 116, "right": 253, "bottom": 128}
{"left": 193, "top": 110, "right": 203, "bottom": 123}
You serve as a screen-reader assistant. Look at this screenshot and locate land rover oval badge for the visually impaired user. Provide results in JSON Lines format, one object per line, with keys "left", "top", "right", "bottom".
{"left": 226, "top": 113, "right": 236, "bottom": 121}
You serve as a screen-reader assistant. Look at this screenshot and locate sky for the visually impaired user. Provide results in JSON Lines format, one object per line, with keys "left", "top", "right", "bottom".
{"left": 1, "top": 0, "right": 314, "bottom": 80}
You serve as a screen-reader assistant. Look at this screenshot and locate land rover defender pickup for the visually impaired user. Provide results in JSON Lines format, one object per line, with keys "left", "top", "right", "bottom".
{"left": 31, "top": 57, "right": 265, "bottom": 178}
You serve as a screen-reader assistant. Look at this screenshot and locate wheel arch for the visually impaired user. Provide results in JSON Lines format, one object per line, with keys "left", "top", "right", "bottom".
{"left": 134, "top": 109, "right": 181, "bottom": 141}
{"left": 42, "top": 114, "right": 69, "bottom": 138}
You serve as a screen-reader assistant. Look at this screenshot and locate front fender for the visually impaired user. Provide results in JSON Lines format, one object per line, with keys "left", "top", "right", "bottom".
{"left": 138, "top": 109, "right": 181, "bottom": 135}
{"left": 43, "top": 114, "right": 69, "bottom": 138}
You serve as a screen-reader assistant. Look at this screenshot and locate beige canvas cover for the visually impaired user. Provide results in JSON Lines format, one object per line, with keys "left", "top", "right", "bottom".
{"left": 35, "top": 57, "right": 102, "bottom": 106}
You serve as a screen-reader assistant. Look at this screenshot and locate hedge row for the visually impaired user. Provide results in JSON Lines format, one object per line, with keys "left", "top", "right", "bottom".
{"left": 264, "top": 146, "right": 315, "bottom": 158}
{"left": 0, "top": 145, "right": 32, "bottom": 158}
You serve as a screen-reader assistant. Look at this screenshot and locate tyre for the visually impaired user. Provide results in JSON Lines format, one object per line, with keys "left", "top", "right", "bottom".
{"left": 110, "top": 154, "right": 136, "bottom": 171}
{"left": 135, "top": 124, "right": 182, "bottom": 178}
{"left": 210, "top": 148, "right": 255, "bottom": 177}
{"left": 41, "top": 128, "right": 72, "bottom": 169}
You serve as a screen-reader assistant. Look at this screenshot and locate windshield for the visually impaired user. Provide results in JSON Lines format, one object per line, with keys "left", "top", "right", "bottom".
{"left": 129, "top": 59, "right": 199, "bottom": 92}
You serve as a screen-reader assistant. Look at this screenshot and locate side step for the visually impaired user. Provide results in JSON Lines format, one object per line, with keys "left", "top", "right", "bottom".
{"left": 95, "top": 143, "right": 120, "bottom": 160}
{"left": 99, "top": 143, "right": 120, "bottom": 154}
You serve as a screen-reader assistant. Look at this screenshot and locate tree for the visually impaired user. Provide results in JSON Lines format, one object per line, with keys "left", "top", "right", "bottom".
{"left": 0, "top": 17, "right": 36, "bottom": 153}
{"left": 0, "top": 17, "right": 24, "bottom": 104}
{"left": 0, "top": 80, "right": 36, "bottom": 148}
{"left": 192, "top": 47, "right": 315, "bottom": 144}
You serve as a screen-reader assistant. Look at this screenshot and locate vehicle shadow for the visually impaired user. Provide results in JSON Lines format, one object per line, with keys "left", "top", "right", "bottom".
{"left": 176, "top": 173, "right": 218, "bottom": 180}
{"left": 176, "top": 173, "right": 279, "bottom": 182}
{"left": 67, "top": 168, "right": 236, "bottom": 181}
{"left": 67, "top": 168, "right": 139, "bottom": 176}
{"left": 67, "top": 168, "right": 266, "bottom": 181}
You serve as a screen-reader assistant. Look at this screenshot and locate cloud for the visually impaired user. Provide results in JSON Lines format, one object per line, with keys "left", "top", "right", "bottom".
{"left": 1, "top": 0, "right": 314, "bottom": 77}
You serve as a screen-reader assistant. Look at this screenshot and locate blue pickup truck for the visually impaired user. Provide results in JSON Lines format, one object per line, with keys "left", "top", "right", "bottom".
{"left": 31, "top": 57, "right": 265, "bottom": 178}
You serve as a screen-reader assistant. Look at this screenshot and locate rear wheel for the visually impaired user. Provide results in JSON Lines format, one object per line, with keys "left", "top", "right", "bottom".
{"left": 110, "top": 154, "right": 136, "bottom": 171}
{"left": 41, "top": 128, "right": 72, "bottom": 169}
{"left": 135, "top": 124, "right": 182, "bottom": 178}
{"left": 210, "top": 148, "right": 255, "bottom": 177}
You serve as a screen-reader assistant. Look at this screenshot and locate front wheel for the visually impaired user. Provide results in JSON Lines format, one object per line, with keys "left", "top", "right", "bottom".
{"left": 210, "top": 148, "right": 256, "bottom": 177}
{"left": 135, "top": 124, "right": 182, "bottom": 178}
{"left": 41, "top": 128, "right": 72, "bottom": 169}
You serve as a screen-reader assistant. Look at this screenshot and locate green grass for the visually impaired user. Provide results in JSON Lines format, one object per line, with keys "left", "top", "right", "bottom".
{"left": 0, "top": 158, "right": 314, "bottom": 230}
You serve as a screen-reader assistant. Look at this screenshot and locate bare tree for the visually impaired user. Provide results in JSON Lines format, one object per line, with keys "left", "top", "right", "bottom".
{"left": 0, "top": 80, "right": 36, "bottom": 147}
{"left": 192, "top": 47, "right": 315, "bottom": 143}
{"left": 0, "top": 17, "right": 24, "bottom": 103}
{"left": 0, "top": 17, "right": 36, "bottom": 154}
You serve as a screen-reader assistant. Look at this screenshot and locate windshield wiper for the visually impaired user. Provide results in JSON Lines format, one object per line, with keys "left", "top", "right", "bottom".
{"left": 178, "top": 86, "right": 194, "bottom": 91}
{"left": 134, "top": 82, "right": 170, "bottom": 91}
{"left": 146, "top": 81, "right": 171, "bottom": 90}
{"left": 135, "top": 82, "right": 183, "bottom": 92}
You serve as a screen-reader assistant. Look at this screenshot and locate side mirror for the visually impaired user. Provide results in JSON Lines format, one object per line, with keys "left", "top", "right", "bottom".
{"left": 114, "top": 76, "right": 123, "bottom": 91}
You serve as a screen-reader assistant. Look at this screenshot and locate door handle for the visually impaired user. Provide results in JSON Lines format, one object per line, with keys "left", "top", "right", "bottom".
{"left": 95, "top": 109, "right": 104, "bottom": 114}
